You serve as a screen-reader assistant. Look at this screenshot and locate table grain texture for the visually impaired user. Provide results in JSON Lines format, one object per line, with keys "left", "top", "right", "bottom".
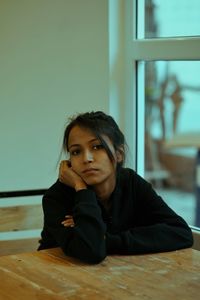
{"left": 0, "top": 247, "right": 199, "bottom": 300}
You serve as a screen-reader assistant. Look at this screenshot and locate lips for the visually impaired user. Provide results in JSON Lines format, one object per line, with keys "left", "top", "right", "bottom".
{"left": 82, "top": 168, "right": 99, "bottom": 174}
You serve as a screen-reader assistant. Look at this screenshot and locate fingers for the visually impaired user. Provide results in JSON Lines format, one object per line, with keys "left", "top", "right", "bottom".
{"left": 59, "top": 161, "right": 64, "bottom": 179}
{"left": 59, "top": 160, "right": 67, "bottom": 174}
{"left": 61, "top": 215, "right": 75, "bottom": 228}
{"left": 59, "top": 160, "right": 69, "bottom": 183}
{"left": 60, "top": 160, "right": 71, "bottom": 168}
{"left": 58, "top": 160, "right": 87, "bottom": 189}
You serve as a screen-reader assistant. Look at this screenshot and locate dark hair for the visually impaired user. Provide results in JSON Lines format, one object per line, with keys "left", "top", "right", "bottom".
{"left": 63, "top": 111, "right": 126, "bottom": 168}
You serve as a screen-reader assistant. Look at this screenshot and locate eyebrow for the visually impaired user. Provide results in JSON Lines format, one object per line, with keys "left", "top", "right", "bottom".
{"left": 68, "top": 138, "right": 99, "bottom": 150}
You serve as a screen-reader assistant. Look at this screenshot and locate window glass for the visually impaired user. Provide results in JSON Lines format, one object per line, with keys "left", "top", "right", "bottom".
{"left": 144, "top": 60, "right": 200, "bottom": 226}
{"left": 144, "top": 0, "right": 200, "bottom": 38}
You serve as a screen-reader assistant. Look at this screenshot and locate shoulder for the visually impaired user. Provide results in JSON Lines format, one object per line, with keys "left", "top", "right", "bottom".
{"left": 118, "top": 167, "right": 134, "bottom": 179}
{"left": 119, "top": 167, "right": 148, "bottom": 184}
{"left": 118, "top": 167, "right": 152, "bottom": 191}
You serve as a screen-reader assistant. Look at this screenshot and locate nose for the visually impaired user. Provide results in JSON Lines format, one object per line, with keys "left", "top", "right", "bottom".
{"left": 83, "top": 150, "right": 93, "bottom": 163}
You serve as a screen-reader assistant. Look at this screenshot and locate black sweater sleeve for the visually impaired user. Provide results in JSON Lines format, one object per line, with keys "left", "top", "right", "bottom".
{"left": 105, "top": 171, "right": 193, "bottom": 254}
{"left": 39, "top": 184, "right": 106, "bottom": 264}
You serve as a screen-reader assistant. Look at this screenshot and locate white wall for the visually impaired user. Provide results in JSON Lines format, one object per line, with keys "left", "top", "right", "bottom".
{"left": 0, "top": 0, "right": 109, "bottom": 191}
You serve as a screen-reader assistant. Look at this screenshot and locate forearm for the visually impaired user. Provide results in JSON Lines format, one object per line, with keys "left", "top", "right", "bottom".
{"left": 47, "top": 189, "right": 107, "bottom": 263}
{"left": 65, "top": 189, "right": 107, "bottom": 263}
{"left": 106, "top": 222, "right": 193, "bottom": 255}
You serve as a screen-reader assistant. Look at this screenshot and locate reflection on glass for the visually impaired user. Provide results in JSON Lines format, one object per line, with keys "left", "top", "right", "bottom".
{"left": 145, "top": 0, "right": 200, "bottom": 38}
{"left": 144, "top": 61, "right": 200, "bottom": 227}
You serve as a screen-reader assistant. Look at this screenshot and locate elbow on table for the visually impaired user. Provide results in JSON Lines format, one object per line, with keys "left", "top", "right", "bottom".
{"left": 62, "top": 243, "right": 106, "bottom": 264}
{"left": 79, "top": 244, "right": 107, "bottom": 264}
{"left": 185, "top": 230, "right": 194, "bottom": 247}
{"left": 177, "top": 226, "right": 194, "bottom": 249}
{"left": 85, "top": 250, "right": 106, "bottom": 264}
{"left": 185, "top": 224, "right": 194, "bottom": 244}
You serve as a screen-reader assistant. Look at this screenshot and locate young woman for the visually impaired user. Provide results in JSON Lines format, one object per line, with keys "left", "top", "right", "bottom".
{"left": 38, "top": 111, "right": 193, "bottom": 263}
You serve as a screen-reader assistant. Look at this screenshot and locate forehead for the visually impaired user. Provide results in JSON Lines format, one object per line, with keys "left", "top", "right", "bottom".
{"left": 68, "top": 125, "right": 96, "bottom": 145}
{"left": 68, "top": 125, "right": 114, "bottom": 148}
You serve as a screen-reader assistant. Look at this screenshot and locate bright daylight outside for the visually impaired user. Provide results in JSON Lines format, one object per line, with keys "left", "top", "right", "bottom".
{"left": 143, "top": 0, "right": 200, "bottom": 227}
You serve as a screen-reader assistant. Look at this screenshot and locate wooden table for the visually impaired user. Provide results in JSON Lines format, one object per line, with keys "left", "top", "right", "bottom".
{"left": 0, "top": 247, "right": 200, "bottom": 300}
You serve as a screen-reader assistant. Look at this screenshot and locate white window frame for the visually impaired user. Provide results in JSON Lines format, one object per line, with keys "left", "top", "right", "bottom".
{"left": 125, "top": 0, "right": 200, "bottom": 176}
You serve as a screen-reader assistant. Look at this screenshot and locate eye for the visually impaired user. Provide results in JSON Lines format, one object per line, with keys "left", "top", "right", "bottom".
{"left": 93, "top": 144, "right": 104, "bottom": 150}
{"left": 70, "top": 149, "right": 80, "bottom": 156}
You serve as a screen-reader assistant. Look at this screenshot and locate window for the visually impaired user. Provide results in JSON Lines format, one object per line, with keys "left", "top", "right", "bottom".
{"left": 143, "top": 0, "right": 200, "bottom": 38}
{"left": 130, "top": 0, "right": 200, "bottom": 228}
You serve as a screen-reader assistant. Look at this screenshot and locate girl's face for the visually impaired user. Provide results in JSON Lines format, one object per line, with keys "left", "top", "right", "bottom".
{"left": 67, "top": 125, "right": 122, "bottom": 187}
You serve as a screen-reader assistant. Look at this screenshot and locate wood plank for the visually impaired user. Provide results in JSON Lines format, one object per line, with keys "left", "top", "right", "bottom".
{"left": 0, "top": 204, "right": 42, "bottom": 256}
{"left": 0, "top": 238, "right": 40, "bottom": 256}
{"left": 0, "top": 248, "right": 199, "bottom": 300}
{"left": 0, "top": 205, "right": 43, "bottom": 232}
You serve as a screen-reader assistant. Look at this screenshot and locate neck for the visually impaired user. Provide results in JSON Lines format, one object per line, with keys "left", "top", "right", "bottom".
{"left": 94, "top": 175, "right": 116, "bottom": 201}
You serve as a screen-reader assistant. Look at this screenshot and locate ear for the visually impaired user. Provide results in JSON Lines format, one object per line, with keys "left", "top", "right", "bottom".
{"left": 116, "top": 146, "right": 124, "bottom": 163}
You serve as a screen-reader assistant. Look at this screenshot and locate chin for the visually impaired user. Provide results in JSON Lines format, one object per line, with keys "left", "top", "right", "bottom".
{"left": 83, "top": 175, "right": 104, "bottom": 186}
{"left": 85, "top": 179, "right": 101, "bottom": 186}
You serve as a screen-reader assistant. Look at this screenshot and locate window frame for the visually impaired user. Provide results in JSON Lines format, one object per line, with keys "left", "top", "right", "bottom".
{"left": 127, "top": 0, "right": 200, "bottom": 175}
{"left": 125, "top": 0, "right": 200, "bottom": 228}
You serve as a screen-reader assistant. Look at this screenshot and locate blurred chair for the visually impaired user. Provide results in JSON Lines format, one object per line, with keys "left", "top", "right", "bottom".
{"left": 147, "top": 73, "right": 200, "bottom": 227}
{"left": 145, "top": 74, "right": 197, "bottom": 193}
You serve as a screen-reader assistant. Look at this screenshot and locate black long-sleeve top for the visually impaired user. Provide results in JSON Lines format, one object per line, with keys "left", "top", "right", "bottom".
{"left": 38, "top": 168, "right": 193, "bottom": 263}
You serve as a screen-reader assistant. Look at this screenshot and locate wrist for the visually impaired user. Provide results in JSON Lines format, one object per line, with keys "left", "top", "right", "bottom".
{"left": 74, "top": 182, "right": 87, "bottom": 192}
